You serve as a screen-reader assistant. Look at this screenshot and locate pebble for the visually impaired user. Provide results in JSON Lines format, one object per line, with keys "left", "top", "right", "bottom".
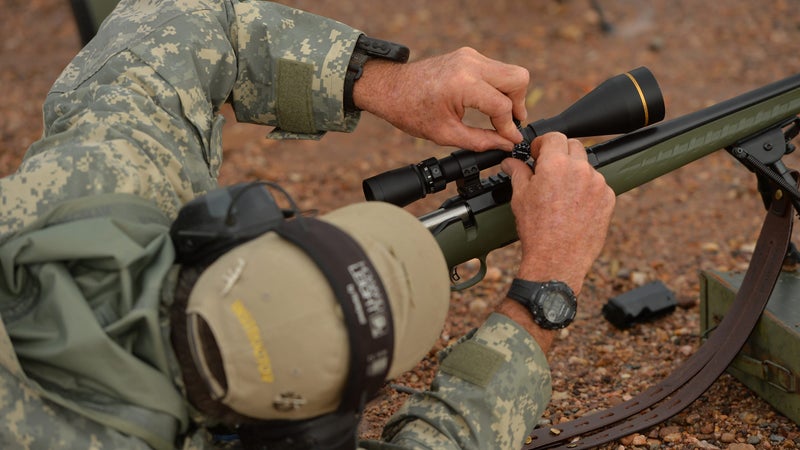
{"left": 728, "top": 444, "right": 755, "bottom": 450}
{"left": 658, "top": 426, "right": 680, "bottom": 439}
{"left": 746, "top": 435, "right": 761, "bottom": 445}
{"left": 739, "top": 412, "right": 759, "bottom": 424}
{"left": 769, "top": 434, "right": 785, "bottom": 443}
{"left": 468, "top": 298, "right": 488, "bottom": 315}
{"left": 631, "top": 271, "right": 648, "bottom": 286}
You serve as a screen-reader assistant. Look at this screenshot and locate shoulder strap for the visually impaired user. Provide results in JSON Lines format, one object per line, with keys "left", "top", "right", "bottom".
{"left": 524, "top": 179, "right": 796, "bottom": 449}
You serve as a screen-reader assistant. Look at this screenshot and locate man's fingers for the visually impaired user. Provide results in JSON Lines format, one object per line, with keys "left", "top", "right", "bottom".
{"left": 501, "top": 157, "right": 533, "bottom": 183}
{"left": 566, "top": 138, "right": 588, "bottom": 161}
{"left": 530, "top": 132, "right": 569, "bottom": 160}
{"left": 463, "top": 82, "right": 524, "bottom": 145}
{"left": 440, "top": 123, "right": 515, "bottom": 151}
{"left": 479, "top": 59, "right": 530, "bottom": 122}
{"left": 529, "top": 133, "right": 588, "bottom": 162}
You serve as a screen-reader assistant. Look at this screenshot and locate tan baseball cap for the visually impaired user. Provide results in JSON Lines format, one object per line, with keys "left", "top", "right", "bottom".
{"left": 184, "top": 201, "right": 450, "bottom": 420}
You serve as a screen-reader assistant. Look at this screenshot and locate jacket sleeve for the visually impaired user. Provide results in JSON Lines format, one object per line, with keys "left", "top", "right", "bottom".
{"left": 0, "top": 0, "right": 362, "bottom": 241}
{"left": 231, "top": 1, "right": 362, "bottom": 139}
{"left": 361, "top": 313, "right": 552, "bottom": 450}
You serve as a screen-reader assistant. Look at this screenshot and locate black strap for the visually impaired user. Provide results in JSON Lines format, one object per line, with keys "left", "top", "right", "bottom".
{"left": 277, "top": 218, "right": 394, "bottom": 412}
{"left": 524, "top": 180, "right": 795, "bottom": 449}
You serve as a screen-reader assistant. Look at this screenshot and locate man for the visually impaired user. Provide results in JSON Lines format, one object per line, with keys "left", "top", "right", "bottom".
{"left": 0, "top": 1, "right": 615, "bottom": 449}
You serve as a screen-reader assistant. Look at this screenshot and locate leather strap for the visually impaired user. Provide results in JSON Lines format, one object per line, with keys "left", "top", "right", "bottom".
{"left": 523, "top": 183, "right": 795, "bottom": 449}
{"left": 276, "top": 218, "right": 394, "bottom": 413}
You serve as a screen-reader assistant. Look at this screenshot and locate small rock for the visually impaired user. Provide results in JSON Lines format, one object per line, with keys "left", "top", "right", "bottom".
{"left": 739, "top": 411, "right": 759, "bottom": 424}
{"left": 646, "top": 438, "right": 662, "bottom": 448}
{"left": 468, "top": 298, "right": 488, "bottom": 315}
{"left": 631, "top": 271, "right": 648, "bottom": 286}
{"left": 720, "top": 432, "right": 737, "bottom": 443}
{"left": 649, "top": 36, "right": 665, "bottom": 52}
{"left": 658, "top": 426, "right": 681, "bottom": 439}
{"left": 684, "top": 413, "right": 701, "bottom": 424}
{"left": 739, "top": 242, "right": 756, "bottom": 253}
{"left": 568, "top": 356, "right": 589, "bottom": 366}
{"left": 769, "top": 434, "right": 785, "bottom": 443}
{"left": 728, "top": 444, "right": 755, "bottom": 450}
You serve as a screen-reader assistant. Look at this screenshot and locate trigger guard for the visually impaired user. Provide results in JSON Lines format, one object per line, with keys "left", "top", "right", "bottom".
{"left": 450, "top": 256, "right": 488, "bottom": 291}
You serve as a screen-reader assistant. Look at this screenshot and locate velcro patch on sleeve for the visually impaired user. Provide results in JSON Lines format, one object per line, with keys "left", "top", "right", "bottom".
{"left": 439, "top": 340, "right": 504, "bottom": 387}
{"left": 276, "top": 59, "right": 316, "bottom": 134}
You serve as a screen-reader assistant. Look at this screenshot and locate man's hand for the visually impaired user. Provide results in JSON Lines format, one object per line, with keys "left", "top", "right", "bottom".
{"left": 496, "top": 133, "right": 615, "bottom": 351}
{"left": 353, "top": 47, "right": 529, "bottom": 151}
{"left": 501, "top": 132, "right": 616, "bottom": 294}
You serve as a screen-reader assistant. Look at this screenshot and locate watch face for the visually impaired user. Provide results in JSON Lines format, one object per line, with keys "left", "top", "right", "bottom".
{"left": 540, "top": 290, "right": 575, "bottom": 324}
{"left": 533, "top": 282, "right": 577, "bottom": 329}
{"left": 507, "top": 279, "right": 577, "bottom": 330}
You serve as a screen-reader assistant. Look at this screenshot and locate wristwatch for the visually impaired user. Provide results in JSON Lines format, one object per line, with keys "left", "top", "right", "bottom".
{"left": 506, "top": 279, "right": 577, "bottom": 330}
{"left": 343, "top": 35, "right": 410, "bottom": 113}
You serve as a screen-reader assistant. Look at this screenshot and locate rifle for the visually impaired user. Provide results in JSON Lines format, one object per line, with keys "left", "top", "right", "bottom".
{"left": 363, "top": 67, "right": 800, "bottom": 289}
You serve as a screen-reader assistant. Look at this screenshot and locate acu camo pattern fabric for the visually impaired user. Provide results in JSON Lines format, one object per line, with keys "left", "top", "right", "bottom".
{"left": 0, "top": 0, "right": 361, "bottom": 240}
{"left": 0, "top": 0, "right": 553, "bottom": 449}
{"left": 363, "top": 313, "right": 552, "bottom": 450}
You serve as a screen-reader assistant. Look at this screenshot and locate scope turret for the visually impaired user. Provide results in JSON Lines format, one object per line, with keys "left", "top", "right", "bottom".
{"left": 363, "top": 66, "right": 664, "bottom": 206}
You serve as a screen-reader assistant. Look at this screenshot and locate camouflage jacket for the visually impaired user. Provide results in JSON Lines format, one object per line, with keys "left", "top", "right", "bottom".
{"left": 0, "top": 1, "right": 552, "bottom": 449}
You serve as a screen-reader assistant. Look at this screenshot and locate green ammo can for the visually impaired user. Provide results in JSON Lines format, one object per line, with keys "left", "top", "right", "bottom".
{"left": 700, "top": 269, "right": 800, "bottom": 424}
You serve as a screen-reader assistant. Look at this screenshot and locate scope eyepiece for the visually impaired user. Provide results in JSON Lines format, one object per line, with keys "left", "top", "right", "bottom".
{"left": 362, "top": 157, "right": 451, "bottom": 206}
{"left": 363, "top": 150, "right": 508, "bottom": 206}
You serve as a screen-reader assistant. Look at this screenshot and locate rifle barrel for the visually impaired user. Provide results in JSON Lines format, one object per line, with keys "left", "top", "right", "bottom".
{"left": 593, "top": 72, "right": 800, "bottom": 194}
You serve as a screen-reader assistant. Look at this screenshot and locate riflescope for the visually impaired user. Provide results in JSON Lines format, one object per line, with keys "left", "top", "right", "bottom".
{"left": 363, "top": 66, "right": 665, "bottom": 206}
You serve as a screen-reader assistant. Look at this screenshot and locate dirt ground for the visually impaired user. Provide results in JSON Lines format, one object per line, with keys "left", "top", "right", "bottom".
{"left": 3, "top": 0, "right": 800, "bottom": 448}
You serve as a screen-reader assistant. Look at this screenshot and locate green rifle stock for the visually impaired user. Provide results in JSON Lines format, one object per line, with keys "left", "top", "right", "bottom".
{"left": 364, "top": 69, "right": 800, "bottom": 288}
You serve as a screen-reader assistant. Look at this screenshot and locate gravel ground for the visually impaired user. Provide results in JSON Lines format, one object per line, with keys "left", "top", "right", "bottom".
{"left": 2, "top": 0, "right": 800, "bottom": 449}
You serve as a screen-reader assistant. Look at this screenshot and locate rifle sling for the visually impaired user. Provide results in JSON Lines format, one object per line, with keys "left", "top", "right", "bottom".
{"left": 523, "top": 183, "right": 795, "bottom": 449}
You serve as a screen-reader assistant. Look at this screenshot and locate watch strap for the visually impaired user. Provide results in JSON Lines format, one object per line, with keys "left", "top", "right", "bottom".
{"left": 344, "top": 35, "right": 410, "bottom": 113}
{"left": 507, "top": 279, "right": 545, "bottom": 307}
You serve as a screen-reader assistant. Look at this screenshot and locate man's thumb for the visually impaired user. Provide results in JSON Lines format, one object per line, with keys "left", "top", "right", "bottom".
{"left": 501, "top": 157, "right": 531, "bottom": 180}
